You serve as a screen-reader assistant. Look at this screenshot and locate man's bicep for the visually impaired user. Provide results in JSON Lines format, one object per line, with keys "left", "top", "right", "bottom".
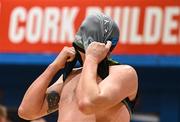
{"left": 98, "top": 66, "right": 138, "bottom": 107}
{"left": 38, "top": 76, "right": 63, "bottom": 116}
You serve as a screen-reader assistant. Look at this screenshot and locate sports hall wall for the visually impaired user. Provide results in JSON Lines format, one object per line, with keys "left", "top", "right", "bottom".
{"left": 0, "top": 0, "right": 179, "bottom": 122}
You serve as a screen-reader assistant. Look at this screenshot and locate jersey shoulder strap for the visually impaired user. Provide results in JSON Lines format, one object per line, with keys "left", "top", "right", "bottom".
{"left": 108, "top": 58, "right": 120, "bottom": 66}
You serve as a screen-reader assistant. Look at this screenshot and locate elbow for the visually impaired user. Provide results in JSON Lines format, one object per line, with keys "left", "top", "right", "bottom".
{"left": 77, "top": 99, "right": 94, "bottom": 115}
{"left": 18, "top": 106, "right": 37, "bottom": 120}
{"left": 18, "top": 106, "right": 31, "bottom": 120}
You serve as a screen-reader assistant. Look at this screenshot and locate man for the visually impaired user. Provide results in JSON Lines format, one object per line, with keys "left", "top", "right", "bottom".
{"left": 0, "top": 104, "right": 8, "bottom": 122}
{"left": 31, "top": 118, "right": 47, "bottom": 122}
{"left": 18, "top": 13, "right": 138, "bottom": 122}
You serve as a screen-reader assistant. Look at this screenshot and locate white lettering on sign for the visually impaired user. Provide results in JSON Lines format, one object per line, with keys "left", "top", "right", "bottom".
{"left": 9, "top": 7, "right": 26, "bottom": 43}
{"left": 8, "top": 6, "right": 180, "bottom": 45}
{"left": 86, "top": 6, "right": 180, "bottom": 45}
{"left": 163, "top": 7, "right": 179, "bottom": 44}
{"left": 42, "top": 7, "right": 60, "bottom": 44}
{"left": 129, "top": 7, "right": 142, "bottom": 44}
{"left": 26, "top": 7, "right": 43, "bottom": 44}
{"left": 8, "top": 6, "right": 79, "bottom": 44}
{"left": 113, "top": 7, "right": 121, "bottom": 33}
{"left": 120, "top": 7, "right": 130, "bottom": 44}
{"left": 59, "top": 7, "right": 79, "bottom": 43}
{"left": 144, "top": 7, "right": 162, "bottom": 44}
{"left": 86, "top": 7, "right": 102, "bottom": 16}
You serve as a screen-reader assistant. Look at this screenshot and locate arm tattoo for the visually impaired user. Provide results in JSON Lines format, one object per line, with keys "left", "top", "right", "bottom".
{"left": 46, "top": 91, "right": 60, "bottom": 113}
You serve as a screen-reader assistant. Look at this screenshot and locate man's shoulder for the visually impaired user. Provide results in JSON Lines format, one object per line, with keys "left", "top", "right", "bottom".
{"left": 109, "top": 64, "right": 138, "bottom": 84}
{"left": 110, "top": 64, "right": 136, "bottom": 74}
{"left": 70, "top": 65, "right": 137, "bottom": 77}
{"left": 110, "top": 64, "right": 138, "bottom": 97}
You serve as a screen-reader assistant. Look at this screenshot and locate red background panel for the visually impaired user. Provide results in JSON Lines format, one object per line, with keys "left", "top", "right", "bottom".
{"left": 0, "top": 0, "right": 179, "bottom": 55}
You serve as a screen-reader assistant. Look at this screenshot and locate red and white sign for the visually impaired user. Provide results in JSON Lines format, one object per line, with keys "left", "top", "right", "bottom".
{"left": 0, "top": 0, "right": 179, "bottom": 55}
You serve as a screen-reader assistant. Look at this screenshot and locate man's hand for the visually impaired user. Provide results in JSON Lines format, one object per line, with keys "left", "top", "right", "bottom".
{"left": 52, "top": 47, "right": 76, "bottom": 70}
{"left": 86, "top": 41, "right": 112, "bottom": 63}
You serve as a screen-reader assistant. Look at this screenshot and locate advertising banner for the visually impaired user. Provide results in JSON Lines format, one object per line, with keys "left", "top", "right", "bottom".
{"left": 0, "top": 0, "right": 179, "bottom": 55}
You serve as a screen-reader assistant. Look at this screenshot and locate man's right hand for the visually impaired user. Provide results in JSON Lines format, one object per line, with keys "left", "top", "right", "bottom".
{"left": 51, "top": 47, "right": 76, "bottom": 71}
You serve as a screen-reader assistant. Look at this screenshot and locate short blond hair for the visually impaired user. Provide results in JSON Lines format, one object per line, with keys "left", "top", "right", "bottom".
{"left": 0, "top": 105, "right": 7, "bottom": 118}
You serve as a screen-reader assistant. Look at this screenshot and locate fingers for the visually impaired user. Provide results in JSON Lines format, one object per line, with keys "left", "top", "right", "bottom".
{"left": 105, "top": 41, "right": 112, "bottom": 50}
{"left": 69, "top": 47, "right": 76, "bottom": 52}
{"left": 88, "top": 41, "right": 112, "bottom": 52}
{"left": 67, "top": 54, "right": 75, "bottom": 62}
{"left": 67, "top": 56, "right": 75, "bottom": 62}
{"left": 67, "top": 47, "right": 76, "bottom": 62}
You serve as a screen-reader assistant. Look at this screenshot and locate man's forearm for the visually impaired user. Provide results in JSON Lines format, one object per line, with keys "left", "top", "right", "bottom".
{"left": 77, "top": 56, "right": 100, "bottom": 103}
{"left": 19, "top": 64, "right": 60, "bottom": 114}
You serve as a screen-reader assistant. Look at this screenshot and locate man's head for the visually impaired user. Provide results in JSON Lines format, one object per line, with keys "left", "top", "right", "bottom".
{"left": 62, "top": 13, "right": 120, "bottom": 81}
{"left": 73, "top": 13, "right": 119, "bottom": 53}
{"left": 0, "top": 105, "right": 7, "bottom": 122}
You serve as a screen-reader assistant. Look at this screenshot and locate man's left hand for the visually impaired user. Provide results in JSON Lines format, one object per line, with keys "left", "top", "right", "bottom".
{"left": 86, "top": 41, "right": 112, "bottom": 63}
